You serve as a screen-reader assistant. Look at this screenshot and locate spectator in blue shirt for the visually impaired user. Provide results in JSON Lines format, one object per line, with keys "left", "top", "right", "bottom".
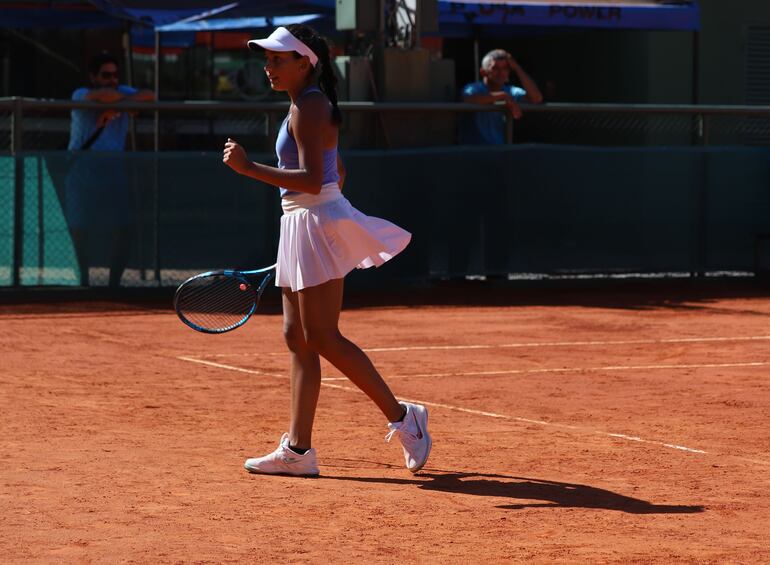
{"left": 65, "top": 52, "right": 153, "bottom": 287}
{"left": 461, "top": 49, "right": 543, "bottom": 145}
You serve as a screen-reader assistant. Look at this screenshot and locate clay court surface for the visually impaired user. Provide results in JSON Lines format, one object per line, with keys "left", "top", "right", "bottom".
{"left": 2, "top": 283, "right": 769, "bottom": 563}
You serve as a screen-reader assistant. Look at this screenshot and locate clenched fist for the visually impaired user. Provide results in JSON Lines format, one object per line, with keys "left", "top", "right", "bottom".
{"left": 223, "top": 138, "right": 252, "bottom": 175}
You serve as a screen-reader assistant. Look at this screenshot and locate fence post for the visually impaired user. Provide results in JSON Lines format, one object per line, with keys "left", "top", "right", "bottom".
{"left": 154, "top": 31, "right": 160, "bottom": 153}
{"left": 152, "top": 32, "right": 162, "bottom": 285}
{"left": 693, "top": 112, "right": 703, "bottom": 146}
{"left": 505, "top": 109, "right": 513, "bottom": 144}
{"left": 152, "top": 150, "right": 160, "bottom": 284}
{"left": 692, "top": 112, "right": 709, "bottom": 278}
{"left": 11, "top": 97, "right": 23, "bottom": 287}
{"left": 11, "top": 97, "right": 22, "bottom": 153}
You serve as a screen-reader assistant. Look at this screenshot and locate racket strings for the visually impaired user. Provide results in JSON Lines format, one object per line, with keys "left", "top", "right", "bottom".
{"left": 176, "top": 275, "right": 256, "bottom": 332}
{"left": 180, "top": 277, "right": 252, "bottom": 315}
{"left": 180, "top": 290, "right": 252, "bottom": 329}
{"left": 181, "top": 278, "right": 248, "bottom": 313}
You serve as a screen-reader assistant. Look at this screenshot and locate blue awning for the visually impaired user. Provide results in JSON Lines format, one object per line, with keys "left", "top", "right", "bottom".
{"left": 127, "top": 13, "right": 325, "bottom": 48}
{"left": 0, "top": 2, "right": 122, "bottom": 29}
{"left": 152, "top": 0, "right": 336, "bottom": 33}
{"left": 439, "top": 1, "right": 700, "bottom": 33}
{"left": 0, "top": 1, "right": 241, "bottom": 29}
{"left": 82, "top": 1, "right": 335, "bottom": 48}
{"left": 86, "top": 0, "right": 239, "bottom": 26}
{"left": 156, "top": 13, "right": 324, "bottom": 33}
{"left": 1, "top": 1, "right": 698, "bottom": 35}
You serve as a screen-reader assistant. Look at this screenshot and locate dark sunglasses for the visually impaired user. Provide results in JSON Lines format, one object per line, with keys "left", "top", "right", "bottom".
{"left": 99, "top": 71, "right": 119, "bottom": 79}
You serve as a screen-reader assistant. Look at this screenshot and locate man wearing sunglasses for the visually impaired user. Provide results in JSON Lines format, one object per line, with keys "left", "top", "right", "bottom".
{"left": 69, "top": 52, "right": 154, "bottom": 152}
{"left": 66, "top": 52, "right": 154, "bottom": 287}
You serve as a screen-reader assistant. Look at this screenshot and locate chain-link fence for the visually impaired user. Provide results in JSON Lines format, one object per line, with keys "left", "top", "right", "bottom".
{"left": 0, "top": 155, "right": 13, "bottom": 286}
{"left": 0, "top": 152, "right": 282, "bottom": 288}
{"left": 2, "top": 98, "right": 770, "bottom": 288}
{"left": 0, "top": 99, "right": 478, "bottom": 152}
{"left": 0, "top": 100, "right": 287, "bottom": 153}
{"left": 6, "top": 99, "right": 770, "bottom": 152}
{"left": 0, "top": 105, "right": 11, "bottom": 153}
{"left": 8, "top": 99, "right": 770, "bottom": 151}
{"left": 517, "top": 105, "right": 770, "bottom": 147}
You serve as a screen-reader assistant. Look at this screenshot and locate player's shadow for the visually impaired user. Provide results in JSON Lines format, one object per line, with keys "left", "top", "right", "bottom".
{"left": 320, "top": 471, "right": 703, "bottom": 514}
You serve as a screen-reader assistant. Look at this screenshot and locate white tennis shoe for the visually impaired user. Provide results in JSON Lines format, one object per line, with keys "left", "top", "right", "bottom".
{"left": 386, "top": 402, "right": 432, "bottom": 473}
{"left": 244, "top": 433, "right": 320, "bottom": 477}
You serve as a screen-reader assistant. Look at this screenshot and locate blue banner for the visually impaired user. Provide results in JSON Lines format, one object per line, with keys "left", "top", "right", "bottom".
{"left": 439, "top": 1, "right": 700, "bottom": 31}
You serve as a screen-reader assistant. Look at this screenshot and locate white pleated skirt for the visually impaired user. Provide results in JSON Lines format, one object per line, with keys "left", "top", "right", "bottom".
{"left": 276, "top": 183, "right": 411, "bottom": 292}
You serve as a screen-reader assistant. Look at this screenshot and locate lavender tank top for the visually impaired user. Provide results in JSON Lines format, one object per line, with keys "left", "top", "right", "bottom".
{"left": 275, "top": 85, "right": 340, "bottom": 197}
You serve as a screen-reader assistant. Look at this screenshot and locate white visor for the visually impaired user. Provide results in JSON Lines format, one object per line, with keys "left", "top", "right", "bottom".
{"left": 247, "top": 27, "right": 319, "bottom": 68}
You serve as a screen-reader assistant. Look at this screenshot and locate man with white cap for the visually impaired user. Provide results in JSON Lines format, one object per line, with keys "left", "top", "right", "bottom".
{"left": 461, "top": 49, "right": 543, "bottom": 145}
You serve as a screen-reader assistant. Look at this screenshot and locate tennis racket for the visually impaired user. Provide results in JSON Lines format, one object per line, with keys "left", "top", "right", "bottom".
{"left": 174, "top": 264, "right": 275, "bottom": 334}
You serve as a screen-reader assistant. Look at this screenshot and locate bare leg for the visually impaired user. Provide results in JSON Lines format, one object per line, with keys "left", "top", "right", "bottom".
{"left": 283, "top": 288, "right": 321, "bottom": 451}
{"left": 298, "top": 278, "right": 405, "bottom": 423}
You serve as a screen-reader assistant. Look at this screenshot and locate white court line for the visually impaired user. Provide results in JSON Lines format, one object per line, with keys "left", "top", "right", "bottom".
{"left": 365, "top": 335, "right": 770, "bottom": 352}
{"left": 176, "top": 355, "right": 708, "bottom": 456}
{"left": 176, "top": 356, "right": 286, "bottom": 379}
{"left": 198, "top": 334, "right": 770, "bottom": 357}
{"left": 319, "top": 361, "right": 770, "bottom": 381}
{"left": 177, "top": 356, "right": 359, "bottom": 393}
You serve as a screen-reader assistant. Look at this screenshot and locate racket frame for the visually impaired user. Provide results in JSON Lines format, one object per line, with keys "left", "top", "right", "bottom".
{"left": 173, "top": 264, "right": 276, "bottom": 334}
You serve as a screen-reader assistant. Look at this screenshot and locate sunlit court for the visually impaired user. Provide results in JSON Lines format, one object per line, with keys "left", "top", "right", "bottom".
{"left": 2, "top": 284, "right": 769, "bottom": 562}
{"left": 3, "top": 0, "right": 770, "bottom": 563}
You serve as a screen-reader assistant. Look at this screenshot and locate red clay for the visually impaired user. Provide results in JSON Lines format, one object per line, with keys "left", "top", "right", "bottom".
{"left": 1, "top": 287, "right": 769, "bottom": 563}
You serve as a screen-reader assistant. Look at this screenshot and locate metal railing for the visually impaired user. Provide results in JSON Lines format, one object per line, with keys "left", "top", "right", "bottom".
{"left": 521, "top": 103, "right": 770, "bottom": 147}
{"left": 3, "top": 97, "right": 770, "bottom": 153}
{"left": 0, "top": 97, "right": 512, "bottom": 153}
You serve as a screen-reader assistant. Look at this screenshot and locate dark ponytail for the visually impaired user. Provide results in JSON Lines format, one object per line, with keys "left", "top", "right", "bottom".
{"left": 286, "top": 24, "right": 343, "bottom": 125}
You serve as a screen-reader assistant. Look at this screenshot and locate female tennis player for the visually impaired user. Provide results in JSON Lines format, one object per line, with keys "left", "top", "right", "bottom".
{"left": 223, "top": 24, "right": 431, "bottom": 476}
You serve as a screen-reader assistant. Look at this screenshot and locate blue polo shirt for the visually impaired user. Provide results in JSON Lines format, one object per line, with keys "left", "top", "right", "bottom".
{"left": 65, "top": 85, "right": 137, "bottom": 230}
{"left": 460, "top": 81, "right": 527, "bottom": 145}
{"left": 68, "top": 85, "right": 138, "bottom": 151}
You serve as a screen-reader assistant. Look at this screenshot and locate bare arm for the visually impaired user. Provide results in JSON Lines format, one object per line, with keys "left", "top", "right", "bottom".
{"left": 84, "top": 88, "right": 155, "bottom": 103}
{"left": 127, "top": 90, "right": 155, "bottom": 102}
{"left": 462, "top": 90, "right": 522, "bottom": 120}
{"left": 223, "top": 94, "right": 330, "bottom": 195}
{"left": 85, "top": 88, "right": 125, "bottom": 103}
{"left": 462, "top": 90, "right": 510, "bottom": 105}
{"left": 508, "top": 56, "right": 543, "bottom": 104}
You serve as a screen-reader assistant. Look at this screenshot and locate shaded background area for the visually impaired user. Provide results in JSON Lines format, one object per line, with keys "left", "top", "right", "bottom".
{"left": 2, "top": 144, "right": 770, "bottom": 288}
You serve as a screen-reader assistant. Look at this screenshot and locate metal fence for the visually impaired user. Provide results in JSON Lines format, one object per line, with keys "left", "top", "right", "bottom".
{"left": 0, "top": 98, "right": 508, "bottom": 152}
{"left": 2, "top": 98, "right": 770, "bottom": 289}
{"left": 520, "top": 104, "right": 770, "bottom": 147}
{"left": 4, "top": 98, "right": 770, "bottom": 152}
